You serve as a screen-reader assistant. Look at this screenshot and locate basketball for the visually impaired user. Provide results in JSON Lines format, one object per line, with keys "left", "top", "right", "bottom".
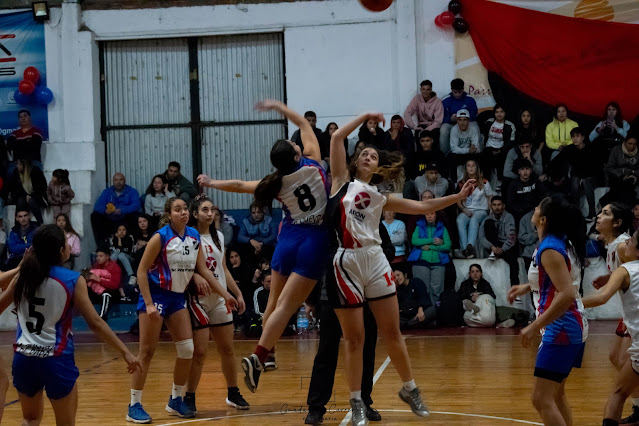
{"left": 358, "top": 0, "right": 393, "bottom": 12}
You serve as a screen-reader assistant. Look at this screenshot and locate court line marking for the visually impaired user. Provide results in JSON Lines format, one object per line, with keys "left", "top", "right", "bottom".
{"left": 339, "top": 356, "right": 390, "bottom": 425}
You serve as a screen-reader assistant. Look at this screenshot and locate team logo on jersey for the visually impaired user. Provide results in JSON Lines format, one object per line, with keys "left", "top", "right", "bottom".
{"left": 354, "top": 192, "right": 371, "bottom": 210}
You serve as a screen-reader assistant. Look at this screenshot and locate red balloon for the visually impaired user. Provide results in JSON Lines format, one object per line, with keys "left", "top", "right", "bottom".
{"left": 23, "top": 66, "right": 40, "bottom": 84}
{"left": 18, "top": 80, "right": 35, "bottom": 95}
{"left": 440, "top": 11, "right": 455, "bottom": 25}
{"left": 434, "top": 14, "right": 446, "bottom": 28}
{"left": 358, "top": 0, "right": 393, "bottom": 12}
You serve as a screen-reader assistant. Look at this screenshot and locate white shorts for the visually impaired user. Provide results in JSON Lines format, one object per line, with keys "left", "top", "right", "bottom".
{"left": 330, "top": 245, "right": 395, "bottom": 308}
{"left": 188, "top": 292, "right": 233, "bottom": 329}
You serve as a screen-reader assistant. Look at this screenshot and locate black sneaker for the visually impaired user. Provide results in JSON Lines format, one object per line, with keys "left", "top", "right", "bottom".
{"left": 241, "top": 354, "right": 263, "bottom": 393}
{"left": 226, "top": 388, "right": 249, "bottom": 410}
{"left": 621, "top": 405, "right": 639, "bottom": 424}
{"left": 263, "top": 354, "right": 278, "bottom": 371}
{"left": 366, "top": 405, "right": 381, "bottom": 421}
{"left": 183, "top": 393, "right": 197, "bottom": 415}
{"left": 304, "top": 410, "right": 324, "bottom": 425}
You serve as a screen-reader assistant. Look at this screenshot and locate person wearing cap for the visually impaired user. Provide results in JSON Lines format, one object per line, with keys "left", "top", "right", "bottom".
{"left": 506, "top": 158, "right": 546, "bottom": 224}
{"left": 414, "top": 162, "right": 450, "bottom": 200}
{"left": 503, "top": 137, "right": 543, "bottom": 196}
{"left": 448, "top": 109, "right": 481, "bottom": 181}
{"left": 439, "top": 78, "right": 479, "bottom": 155}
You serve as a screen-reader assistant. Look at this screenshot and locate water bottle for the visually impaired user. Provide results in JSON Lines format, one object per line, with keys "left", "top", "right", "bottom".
{"left": 297, "top": 305, "right": 309, "bottom": 334}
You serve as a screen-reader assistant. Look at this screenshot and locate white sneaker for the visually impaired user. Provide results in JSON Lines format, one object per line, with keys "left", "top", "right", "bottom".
{"left": 453, "top": 249, "right": 465, "bottom": 259}
{"left": 128, "top": 276, "right": 137, "bottom": 286}
{"left": 488, "top": 253, "right": 496, "bottom": 261}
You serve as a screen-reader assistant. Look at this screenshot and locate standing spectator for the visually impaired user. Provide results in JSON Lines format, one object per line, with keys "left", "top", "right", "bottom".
{"left": 163, "top": 161, "right": 197, "bottom": 205}
{"left": 6, "top": 159, "right": 48, "bottom": 224}
{"left": 516, "top": 108, "right": 539, "bottom": 145}
{"left": 478, "top": 196, "right": 519, "bottom": 286}
{"left": 455, "top": 160, "right": 495, "bottom": 259}
{"left": 47, "top": 169, "right": 75, "bottom": 218}
{"left": 86, "top": 245, "right": 123, "bottom": 318}
{"left": 601, "top": 136, "right": 639, "bottom": 206}
{"left": 394, "top": 267, "right": 436, "bottom": 330}
{"left": 458, "top": 264, "right": 496, "bottom": 327}
{"left": 543, "top": 103, "right": 578, "bottom": 164}
{"left": 503, "top": 138, "right": 543, "bottom": 195}
{"left": 414, "top": 163, "right": 450, "bottom": 199}
{"left": 480, "top": 104, "right": 516, "bottom": 182}
{"left": 133, "top": 215, "right": 154, "bottom": 264}
{"left": 382, "top": 210, "right": 407, "bottom": 263}
{"left": 518, "top": 210, "right": 538, "bottom": 271}
{"left": 384, "top": 115, "right": 415, "bottom": 157}
{"left": 403, "top": 79, "right": 444, "bottom": 140}
{"left": 439, "top": 78, "right": 479, "bottom": 155}
{"left": 406, "top": 130, "right": 447, "bottom": 180}
{"left": 357, "top": 118, "right": 385, "bottom": 150}
{"left": 408, "top": 211, "right": 451, "bottom": 307}
{"left": 291, "top": 111, "right": 323, "bottom": 153}
{"left": 145, "top": 174, "right": 176, "bottom": 229}
{"left": 506, "top": 158, "right": 546, "bottom": 225}
{"left": 108, "top": 224, "right": 137, "bottom": 287}
{"left": 56, "top": 213, "right": 81, "bottom": 270}
{"left": 318, "top": 122, "right": 348, "bottom": 166}
{"left": 4, "top": 208, "right": 38, "bottom": 270}
{"left": 6, "top": 110, "right": 44, "bottom": 174}
{"left": 448, "top": 109, "right": 480, "bottom": 180}
{"left": 590, "top": 101, "right": 630, "bottom": 147}
{"left": 91, "top": 172, "right": 141, "bottom": 244}
{"left": 237, "top": 203, "right": 278, "bottom": 265}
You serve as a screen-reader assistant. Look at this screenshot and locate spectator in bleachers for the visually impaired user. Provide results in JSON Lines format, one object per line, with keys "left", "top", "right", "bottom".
{"left": 480, "top": 104, "right": 516, "bottom": 182}
{"left": 291, "top": 111, "right": 322, "bottom": 153}
{"left": 0, "top": 134, "right": 7, "bottom": 181}
{"left": 406, "top": 130, "right": 446, "bottom": 180}
{"left": 403, "top": 79, "right": 444, "bottom": 140}
{"left": 357, "top": 118, "right": 385, "bottom": 150}
{"left": 145, "top": 174, "right": 176, "bottom": 229}
{"left": 516, "top": 108, "right": 539, "bottom": 146}
{"left": 228, "top": 248, "right": 256, "bottom": 309}
{"left": 47, "top": 169, "right": 75, "bottom": 218}
{"left": 439, "top": 78, "right": 479, "bottom": 155}
{"left": 6, "top": 159, "right": 48, "bottom": 224}
{"left": 458, "top": 264, "right": 496, "bottom": 327}
{"left": 253, "top": 269, "right": 271, "bottom": 320}
{"left": 382, "top": 210, "right": 407, "bottom": 263}
{"left": 133, "top": 214, "right": 154, "bottom": 264}
{"left": 506, "top": 158, "right": 546, "bottom": 225}
{"left": 408, "top": 211, "right": 451, "bottom": 307}
{"left": 350, "top": 140, "right": 367, "bottom": 164}
{"left": 238, "top": 202, "right": 278, "bottom": 265}
{"left": 108, "top": 224, "right": 137, "bottom": 287}
{"left": 602, "top": 136, "right": 639, "bottom": 206}
{"left": 163, "top": 161, "right": 197, "bottom": 205}
{"left": 542, "top": 166, "right": 573, "bottom": 204}
{"left": 56, "top": 213, "right": 80, "bottom": 270}
{"left": 4, "top": 207, "right": 38, "bottom": 270}
{"left": 86, "top": 245, "right": 124, "bottom": 318}
{"left": 503, "top": 138, "right": 543, "bottom": 196}
{"left": 478, "top": 196, "right": 519, "bottom": 286}
{"left": 318, "top": 122, "right": 348, "bottom": 166}
{"left": 448, "top": 109, "right": 480, "bottom": 181}
{"left": 414, "top": 162, "right": 449, "bottom": 199}
{"left": 543, "top": 103, "right": 578, "bottom": 164}
{"left": 590, "top": 101, "right": 630, "bottom": 145}
{"left": 0, "top": 218, "right": 6, "bottom": 259}
{"left": 394, "top": 267, "right": 436, "bottom": 330}
{"left": 455, "top": 159, "right": 495, "bottom": 259}
{"left": 518, "top": 210, "right": 538, "bottom": 271}
{"left": 634, "top": 201, "right": 639, "bottom": 234}
{"left": 91, "top": 172, "right": 141, "bottom": 244}
{"left": 6, "top": 110, "right": 44, "bottom": 174}
{"left": 384, "top": 115, "right": 415, "bottom": 157}
{"left": 213, "top": 205, "right": 234, "bottom": 248}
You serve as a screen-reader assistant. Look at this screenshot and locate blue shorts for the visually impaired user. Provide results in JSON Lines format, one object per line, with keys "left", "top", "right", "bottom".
{"left": 137, "top": 284, "right": 187, "bottom": 317}
{"left": 13, "top": 352, "right": 79, "bottom": 400}
{"left": 534, "top": 342, "right": 585, "bottom": 383}
{"left": 271, "top": 224, "right": 328, "bottom": 280}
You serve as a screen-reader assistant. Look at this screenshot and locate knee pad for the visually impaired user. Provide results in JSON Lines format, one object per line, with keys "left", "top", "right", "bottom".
{"left": 175, "top": 339, "right": 194, "bottom": 359}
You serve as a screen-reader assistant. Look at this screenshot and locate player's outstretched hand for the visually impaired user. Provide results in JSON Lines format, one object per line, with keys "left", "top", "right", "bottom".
{"left": 255, "top": 99, "right": 283, "bottom": 112}
{"left": 124, "top": 351, "right": 141, "bottom": 374}
{"left": 458, "top": 179, "right": 476, "bottom": 199}
{"left": 367, "top": 112, "right": 386, "bottom": 128}
{"left": 592, "top": 274, "right": 609, "bottom": 290}
{"left": 197, "top": 174, "right": 212, "bottom": 188}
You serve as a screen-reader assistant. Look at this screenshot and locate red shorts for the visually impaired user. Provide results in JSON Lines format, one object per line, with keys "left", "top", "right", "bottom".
{"left": 616, "top": 318, "right": 631, "bottom": 338}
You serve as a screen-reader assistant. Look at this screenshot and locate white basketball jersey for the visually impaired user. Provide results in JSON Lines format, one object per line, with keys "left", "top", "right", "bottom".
{"left": 332, "top": 179, "right": 386, "bottom": 248}
{"left": 279, "top": 162, "right": 328, "bottom": 226}
{"left": 607, "top": 233, "right": 631, "bottom": 273}
{"left": 620, "top": 260, "right": 639, "bottom": 343}
{"left": 200, "top": 231, "right": 227, "bottom": 290}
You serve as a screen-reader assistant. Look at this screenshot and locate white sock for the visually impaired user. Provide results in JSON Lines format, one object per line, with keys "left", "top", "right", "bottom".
{"left": 172, "top": 383, "right": 185, "bottom": 399}
{"left": 632, "top": 397, "right": 639, "bottom": 407}
{"left": 403, "top": 380, "right": 417, "bottom": 391}
{"left": 131, "top": 389, "right": 143, "bottom": 406}
{"left": 350, "top": 390, "right": 362, "bottom": 400}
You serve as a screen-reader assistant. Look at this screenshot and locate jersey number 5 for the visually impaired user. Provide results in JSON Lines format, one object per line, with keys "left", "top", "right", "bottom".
{"left": 27, "top": 297, "right": 45, "bottom": 335}
{"left": 294, "top": 184, "right": 316, "bottom": 212}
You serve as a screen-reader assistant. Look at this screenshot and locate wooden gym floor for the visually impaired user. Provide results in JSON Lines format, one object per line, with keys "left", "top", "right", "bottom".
{"left": 0, "top": 321, "right": 624, "bottom": 425}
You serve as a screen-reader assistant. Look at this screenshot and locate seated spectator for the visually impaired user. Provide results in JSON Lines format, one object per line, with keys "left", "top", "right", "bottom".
{"left": 213, "top": 205, "right": 234, "bottom": 248}
{"left": 448, "top": 109, "right": 480, "bottom": 180}
{"left": 543, "top": 103, "right": 578, "bottom": 164}
{"left": 542, "top": 167, "right": 573, "bottom": 204}
{"left": 403, "top": 79, "right": 444, "bottom": 142}
{"left": 47, "top": 169, "right": 75, "bottom": 218}
{"left": 0, "top": 218, "right": 5, "bottom": 259}
{"left": 228, "top": 248, "right": 255, "bottom": 307}
{"left": 518, "top": 210, "right": 538, "bottom": 271}
{"left": 406, "top": 130, "right": 446, "bottom": 180}
{"left": 384, "top": 115, "right": 415, "bottom": 157}
{"left": 6, "top": 109, "right": 44, "bottom": 174}
{"left": 108, "top": 224, "right": 137, "bottom": 287}
{"left": 56, "top": 213, "right": 81, "bottom": 270}
{"left": 478, "top": 196, "right": 519, "bottom": 287}
{"left": 458, "top": 264, "right": 496, "bottom": 327}
{"left": 91, "top": 172, "right": 141, "bottom": 244}
{"left": 85, "top": 245, "right": 124, "bottom": 318}
{"left": 318, "top": 122, "right": 348, "bottom": 166}
{"left": 407, "top": 211, "right": 451, "bottom": 307}
{"left": 133, "top": 214, "right": 154, "bottom": 264}
{"left": 455, "top": 159, "right": 495, "bottom": 259}
{"left": 163, "top": 161, "right": 197, "bottom": 205}
{"left": 6, "top": 159, "right": 48, "bottom": 224}
{"left": 4, "top": 207, "right": 38, "bottom": 270}
{"left": 357, "top": 118, "right": 385, "bottom": 150}
{"left": 590, "top": 101, "right": 630, "bottom": 148}
{"left": 238, "top": 203, "right": 278, "bottom": 265}
{"left": 349, "top": 140, "right": 367, "bottom": 164}
{"left": 414, "top": 162, "right": 450, "bottom": 199}
{"left": 480, "top": 104, "right": 516, "bottom": 182}
{"left": 506, "top": 158, "right": 546, "bottom": 225}
{"left": 439, "top": 78, "right": 479, "bottom": 155}
{"left": 503, "top": 138, "right": 543, "bottom": 195}
{"left": 291, "top": 111, "right": 323, "bottom": 153}
{"left": 601, "top": 136, "right": 639, "bottom": 206}
{"left": 253, "top": 269, "right": 271, "bottom": 319}
{"left": 382, "top": 210, "right": 407, "bottom": 263}
{"left": 515, "top": 108, "right": 539, "bottom": 146}
{"left": 394, "top": 267, "right": 436, "bottom": 329}
{"left": 145, "top": 174, "right": 176, "bottom": 229}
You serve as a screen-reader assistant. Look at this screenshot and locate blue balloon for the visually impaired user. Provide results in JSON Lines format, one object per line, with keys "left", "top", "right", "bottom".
{"left": 14, "top": 89, "right": 32, "bottom": 105}
{"left": 35, "top": 87, "right": 53, "bottom": 105}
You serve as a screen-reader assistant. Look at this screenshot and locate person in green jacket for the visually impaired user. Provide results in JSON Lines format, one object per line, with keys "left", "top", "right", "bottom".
{"left": 407, "top": 211, "right": 451, "bottom": 307}
{"left": 164, "top": 161, "right": 198, "bottom": 205}
{"left": 543, "top": 104, "right": 578, "bottom": 165}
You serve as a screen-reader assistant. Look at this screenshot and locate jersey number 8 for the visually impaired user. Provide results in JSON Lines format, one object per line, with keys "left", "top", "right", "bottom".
{"left": 293, "top": 184, "right": 316, "bottom": 212}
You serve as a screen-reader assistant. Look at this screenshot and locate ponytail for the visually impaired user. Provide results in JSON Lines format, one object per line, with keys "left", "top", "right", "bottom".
{"left": 539, "top": 196, "right": 586, "bottom": 267}
{"left": 254, "top": 139, "right": 298, "bottom": 212}
{"left": 253, "top": 171, "right": 283, "bottom": 212}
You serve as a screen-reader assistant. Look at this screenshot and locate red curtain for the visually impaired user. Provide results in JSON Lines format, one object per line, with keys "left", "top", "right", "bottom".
{"left": 463, "top": 0, "right": 639, "bottom": 119}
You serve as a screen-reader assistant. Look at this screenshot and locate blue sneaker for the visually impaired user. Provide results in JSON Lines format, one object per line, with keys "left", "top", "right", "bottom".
{"left": 126, "top": 403, "right": 151, "bottom": 424}
{"left": 166, "top": 396, "right": 196, "bottom": 418}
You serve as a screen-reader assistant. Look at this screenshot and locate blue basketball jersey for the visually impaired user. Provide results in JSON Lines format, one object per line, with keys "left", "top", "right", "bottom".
{"left": 148, "top": 225, "right": 200, "bottom": 293}
{"left": 15, "top": 266, "right": 80, "bottom": 358}
{"left": 278, "top": 157, "right": 329, "bottom": 226}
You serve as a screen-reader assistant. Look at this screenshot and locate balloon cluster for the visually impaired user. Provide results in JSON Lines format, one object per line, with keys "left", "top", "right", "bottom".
{"left": 435, "top": 0, "right": 469, "bottom": 34}
{"left": 14, "top": 67, "right": 53, "bottom": 106}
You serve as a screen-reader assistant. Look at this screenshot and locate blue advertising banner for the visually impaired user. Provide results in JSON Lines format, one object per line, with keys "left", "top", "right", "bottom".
{"left": 0, "top": 10, "right": 48, "bottom": 140}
